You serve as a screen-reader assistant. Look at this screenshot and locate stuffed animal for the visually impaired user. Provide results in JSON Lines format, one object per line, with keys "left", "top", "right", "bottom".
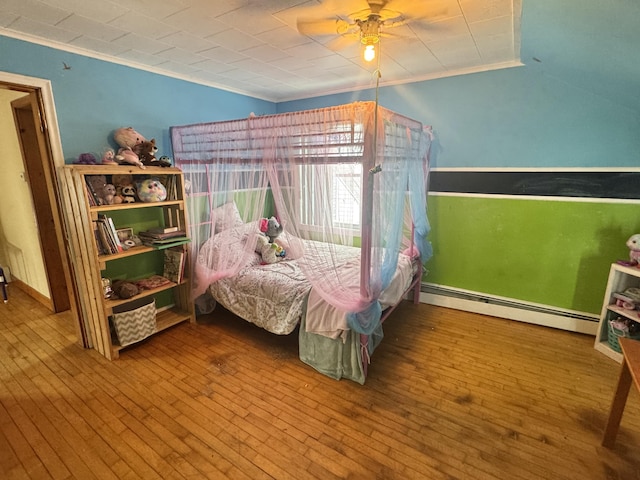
{"left": 86, "top": 175, "right": 109, "bottom": 205}
{"left": 158, "top": 155, "right": 172, "bottom": 167}
{"left": 255, "top": 234, "right": 285, "bottom": 264}
{"left": 119, "top": 184, "right": 137, "bottom": 203}
{"left": 74, "top": 152, "right": 98, "bottom": 165}
{"left": 112, "top": 173, "right": 133, "bottom": 188}
{"left": 137, "top": 178, "right": 167, "bottom": 202}
{"left": 111, "top": 280, "right": 139, "bottom": 299}
{"left": 627, "top": 234, "right": 640, "bottom": 265}
{"left": 135, "top": 138, "right": 158, "bottom": 166}
{"left": 102, "top": 184, "right": 117, "bottom": 205}
{"left": 133, "top": 139, "right": 172, "bottom": 168}
{"left": 111, "top": 174, "right": 136, "bottom": 203}
{"left": 259, "top": 216, "right": 283, "bottom": 243}
{"left": 115, "top": 147, "right": 145, "bottom": 169}
{"left": 113, "top": 127, "right": 146, "bottom": 149}
{"left": 101, "top": 148, "right": 117, "bottom": 165}
{"left": 273, "top": 242, "right": 286, "bottom": 259}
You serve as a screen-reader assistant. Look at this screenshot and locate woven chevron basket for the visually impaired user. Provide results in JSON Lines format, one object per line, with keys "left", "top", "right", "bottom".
{"left": 111, "top": 298, "right": 157, "bottom": 347}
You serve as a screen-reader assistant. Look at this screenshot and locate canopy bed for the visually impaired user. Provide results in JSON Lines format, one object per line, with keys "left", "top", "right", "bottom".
{"left": 171, "top": 101, "right": 432, "bottom": 383}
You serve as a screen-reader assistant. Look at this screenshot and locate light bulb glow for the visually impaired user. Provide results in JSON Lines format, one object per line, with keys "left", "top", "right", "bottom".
{"left": 364, "top": 44, "right": 376, "bottom": 62}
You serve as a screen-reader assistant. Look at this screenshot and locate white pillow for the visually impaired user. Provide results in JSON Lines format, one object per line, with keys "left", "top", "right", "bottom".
{"left": 212, "top": 201, "right": 244, "bottom": 233}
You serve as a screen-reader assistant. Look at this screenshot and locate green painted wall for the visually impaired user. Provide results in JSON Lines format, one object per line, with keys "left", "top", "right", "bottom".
{"left": 425, "top": 195, "right": 640, "bottom": 314}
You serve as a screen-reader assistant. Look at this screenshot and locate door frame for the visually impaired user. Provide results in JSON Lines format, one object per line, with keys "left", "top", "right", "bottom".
{"left": 0, "top": 71, "right": 85, "bottom": 345}
{"left": 12, "top": 94, "right": 71, "bottom": 313}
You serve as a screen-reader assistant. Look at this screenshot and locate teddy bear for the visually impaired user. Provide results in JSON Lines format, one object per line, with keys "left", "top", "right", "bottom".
{"left": 134, "top": 139, "right": 172, "bottom": 168}
{"left": 255, "top": 234, "right": 285, "bottom": 264}
{"left": 86, "top": 175, "right": 109, "bottom": 205}
{"left": 259, "top": 216, "right": 283, "bottom": 243}
{"left": 135, "top": 138, "right": 158, "bottom": 165}
{"left": 137, "top": 178, "right": 167, "bottom": 202}
{"left": 111, "top": 174, "right": 137, "bottom": 203}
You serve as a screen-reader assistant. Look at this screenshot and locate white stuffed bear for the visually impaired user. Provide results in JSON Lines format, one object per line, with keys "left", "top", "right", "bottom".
{"left": 255, "top": 234, "right": 285, "bottom": 264}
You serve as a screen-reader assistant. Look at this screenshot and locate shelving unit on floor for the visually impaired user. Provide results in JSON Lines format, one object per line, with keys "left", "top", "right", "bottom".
{"left": 594, "top": 263, "right": 640, "bottom": 363}
{"left": 60, "top": 165, "right": 195, "bottom": 360}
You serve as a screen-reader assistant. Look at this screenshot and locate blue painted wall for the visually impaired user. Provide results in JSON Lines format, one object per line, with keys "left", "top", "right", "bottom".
{"left": 278, "top": 64, "right": 640, "bottom": 169}
{"left": 2, "top": 0, "right": 639, "bottom": 318}
{"left": 0, "top": 35, "right": 275, "bottom": 163}
{"left": 274, "top": 0, "right": 640, "bottom": 316}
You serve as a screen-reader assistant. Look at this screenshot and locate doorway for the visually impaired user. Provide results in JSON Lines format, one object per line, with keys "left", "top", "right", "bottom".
{"left": 0, "top": 71, "right": 83, "bottom": 344}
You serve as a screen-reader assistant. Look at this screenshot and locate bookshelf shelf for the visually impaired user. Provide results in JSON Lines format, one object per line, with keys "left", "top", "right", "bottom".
{"left": 59, "top": 165, "right": 195, "bottom": 360}
{"left": 91, "top": 200, "right": 183, "bottom": 213}
{"left": 105, "top": 280, "right": 181, "bottom": 311}
{"left": 113, "top": 306, "right": 192, "bottom": 354}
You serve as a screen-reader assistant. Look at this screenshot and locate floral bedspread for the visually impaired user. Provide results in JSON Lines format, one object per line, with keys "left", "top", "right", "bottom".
{"left": 197, "top": 223, "right": 415, "bottom": 336}
{"left": 208, "top": 256, "right": 311, "bottom": 335}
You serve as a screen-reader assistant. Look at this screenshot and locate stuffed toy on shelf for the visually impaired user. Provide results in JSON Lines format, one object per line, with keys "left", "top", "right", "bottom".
{"left": 136, "top": 178, "right": 167, "bottom": 202}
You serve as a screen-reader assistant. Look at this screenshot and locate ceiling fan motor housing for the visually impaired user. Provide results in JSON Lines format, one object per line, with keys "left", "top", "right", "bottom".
{"left": 359, "top": 16, "right": 381, "bottom": 45}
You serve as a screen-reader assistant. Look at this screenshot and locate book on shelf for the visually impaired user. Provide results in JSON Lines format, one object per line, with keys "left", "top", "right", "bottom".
{"left": 163, "top": 248, "right": 185, "bottom": 283}
{"left": 85, "top": 179, "right": 100, "bottom": 206}
{"left": 95, "top": 214, "right": 123, "bottom": 255}
{"left": 92, "top": 221, "right": 107, "bottom": 255}
{"left": 147, "top": 226, "right": 179, "bottom": 234}
{"left": 94, "top": 220, "right": 114, "bottom": 254}
{"left": 149, "top": 238, "right": 191, "bottom": 250}
{"left": 106, "top": 217, "right": 124, "bottom": 252}
{"left": 138, "top": 228, "right": 188, "bottom": 244}
{"left": 164, "top": 175, "right": 178, "bottom": 201}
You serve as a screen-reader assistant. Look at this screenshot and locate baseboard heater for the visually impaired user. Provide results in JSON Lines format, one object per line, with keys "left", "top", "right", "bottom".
{"left": 418, "top": 283, "right": 599, "bottom": 335}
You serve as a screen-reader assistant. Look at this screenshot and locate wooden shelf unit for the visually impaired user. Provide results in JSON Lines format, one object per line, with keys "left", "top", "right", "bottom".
{"left": 59, "top": 165, "right": 195, "bottom": 359}
{"left": 594, "top": 263, "right": 640, "bottom": 363}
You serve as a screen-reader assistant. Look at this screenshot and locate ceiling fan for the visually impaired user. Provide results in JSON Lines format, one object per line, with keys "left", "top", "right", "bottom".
{"left": 296, "top": 0, "right": 443, "bottom": 62}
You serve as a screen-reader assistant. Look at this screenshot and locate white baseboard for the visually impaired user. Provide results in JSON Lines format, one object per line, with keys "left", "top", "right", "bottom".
{"left": 418, "top": 288, "right": 598, "bottom": 336}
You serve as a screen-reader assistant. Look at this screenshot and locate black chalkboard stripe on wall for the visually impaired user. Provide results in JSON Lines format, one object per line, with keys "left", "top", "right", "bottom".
{"left": 429, "top": 171, "right": 640, "bottom": 199}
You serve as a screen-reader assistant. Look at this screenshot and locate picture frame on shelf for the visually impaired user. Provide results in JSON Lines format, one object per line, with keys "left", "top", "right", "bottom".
{"left": 116, "top": 228, "right": 135, "bottom": 249}
{"left": 116, "top": 227, "right": 134, "bottom": 244}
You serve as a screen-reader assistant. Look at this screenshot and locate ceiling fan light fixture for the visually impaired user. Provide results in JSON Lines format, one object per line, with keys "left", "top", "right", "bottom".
{"left": 359, "top": 16, "right": 380, "bottom": 62}
{"left": 364, "top": 44, "right": 376, "bottom": 62}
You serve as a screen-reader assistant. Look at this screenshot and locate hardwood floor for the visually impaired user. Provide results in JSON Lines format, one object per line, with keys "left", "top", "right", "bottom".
{"left": 1, "top": 287, "right": 639, "bottom": 480}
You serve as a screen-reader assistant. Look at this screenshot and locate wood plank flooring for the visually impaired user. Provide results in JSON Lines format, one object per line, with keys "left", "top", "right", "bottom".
{"left": 1, "top": 287, "right": 639, "bottom": 479}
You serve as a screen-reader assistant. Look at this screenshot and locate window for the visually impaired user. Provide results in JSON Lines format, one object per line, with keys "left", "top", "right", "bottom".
{"left": 299, "top": 163, "right": 362, "bottom": 230}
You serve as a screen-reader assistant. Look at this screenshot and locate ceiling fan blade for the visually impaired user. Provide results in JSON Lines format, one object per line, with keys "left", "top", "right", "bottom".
{"left": 383, "top": 0, "right": 448, "bottom": 22}
{"left": 379, "top": 31, "right": 410, "bottom": 40}
{"left": 366, "top": 0, "right": 389, "bottom": 15}
{"left": 326, "top": 33, "right": 360, "bottom": 51}
{"left": 297, "top": 17, "right": 353, "bottom": 36}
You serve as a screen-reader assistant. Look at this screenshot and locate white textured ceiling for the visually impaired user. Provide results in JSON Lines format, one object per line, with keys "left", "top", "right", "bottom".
{"left": 0, "top": 0, "right": 522, "bottom": 102}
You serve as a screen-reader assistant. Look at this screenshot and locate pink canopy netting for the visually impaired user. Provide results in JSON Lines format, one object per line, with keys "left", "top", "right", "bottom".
{"left": 171, "top": 101, "right": 432, "bottom": 333}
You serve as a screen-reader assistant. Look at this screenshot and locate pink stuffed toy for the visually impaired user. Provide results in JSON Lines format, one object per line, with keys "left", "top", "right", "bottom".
{"left": 115, "top": 147, "right": 145, "bottom": 169}
{"left": 113, "top": 127, "right": 146, "bottom": 149}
